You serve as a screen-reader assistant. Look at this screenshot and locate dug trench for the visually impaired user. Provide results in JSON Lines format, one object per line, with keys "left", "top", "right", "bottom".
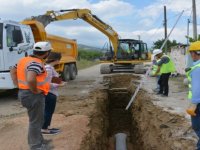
{"left": 79, "top": 74, "right": 196, "bottom": 150}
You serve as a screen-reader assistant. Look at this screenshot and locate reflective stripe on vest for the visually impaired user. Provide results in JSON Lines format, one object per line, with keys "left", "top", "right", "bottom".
{"left": 186, "top": 63, "right": 200, "bottom": 99}
{"left": 17, "top": 56, "right": 50, "bottom": 95}
{"left": 160, "top": 55, "right": 175, "bottom": 74}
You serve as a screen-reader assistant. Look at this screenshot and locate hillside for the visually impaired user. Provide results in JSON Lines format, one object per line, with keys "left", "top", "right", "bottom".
{"left": 78, "top": 44, "right": 102, "bottom": 51}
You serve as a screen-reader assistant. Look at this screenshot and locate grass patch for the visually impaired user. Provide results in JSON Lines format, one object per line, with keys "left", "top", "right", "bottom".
{"left": 77, "top": 59, "right": 100, "bottom": 70}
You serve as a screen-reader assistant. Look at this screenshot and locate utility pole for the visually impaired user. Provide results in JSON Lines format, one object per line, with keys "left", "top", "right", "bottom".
{"left": 192, "top": 0, "right": 197, "bottom": 40}
{"left": 138, "top": 35, "right": 140, "bottom": 41}
{"left": 187, "top": 19, "right": 190, "bottom": 45}
{"left": 164, "top": 6, "right": 167, "bottom": 53}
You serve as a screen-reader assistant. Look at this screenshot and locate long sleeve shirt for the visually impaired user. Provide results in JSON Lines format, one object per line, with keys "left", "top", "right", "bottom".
{"left": 191, "top": 60, "right": 200, "bottom": 104}
{"left": 45, "top": 64, "right": 60, "bottom": 96}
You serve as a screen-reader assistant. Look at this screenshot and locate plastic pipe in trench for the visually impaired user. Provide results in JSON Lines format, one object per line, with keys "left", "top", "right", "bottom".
{"left": 115, "top": 133, "right": 127, "bottom": 150}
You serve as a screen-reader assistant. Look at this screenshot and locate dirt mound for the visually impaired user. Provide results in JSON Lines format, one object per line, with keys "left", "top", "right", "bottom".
{"left": 131, "top": 91, "right": 196, "bottom": 150}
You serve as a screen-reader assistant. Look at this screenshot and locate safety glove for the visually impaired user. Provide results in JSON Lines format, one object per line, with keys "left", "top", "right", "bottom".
{"left": 186, "top": 103, "right": 197, "bottom": 116}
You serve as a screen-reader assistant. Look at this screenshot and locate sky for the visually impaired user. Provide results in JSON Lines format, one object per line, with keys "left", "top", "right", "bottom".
{"left": 0, "top": 0, "right": 200, "bottom": 49}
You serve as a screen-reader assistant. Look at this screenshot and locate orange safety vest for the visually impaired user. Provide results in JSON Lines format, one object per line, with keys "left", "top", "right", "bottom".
{"left": 17, "top": 56, "right": 50, "bottom": 95}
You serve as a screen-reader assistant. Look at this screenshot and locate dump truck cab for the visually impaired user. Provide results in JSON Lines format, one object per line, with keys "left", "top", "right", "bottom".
{"left": 0, "top": 20, "right": 34, "bottom": 89}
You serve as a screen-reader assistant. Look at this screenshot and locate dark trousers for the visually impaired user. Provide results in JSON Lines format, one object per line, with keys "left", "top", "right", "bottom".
{"left": 42, "top": 92, "right": 57, "bottom": 129}
{"left": 158, "top": 73, "right": 171, "bottom": 96}
{"left": 191, "top": 104, "right": 200, "bottom": 150}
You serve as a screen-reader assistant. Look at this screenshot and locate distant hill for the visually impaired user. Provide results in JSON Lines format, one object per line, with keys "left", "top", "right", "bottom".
{"left": 78, "top": 44, "right": 102, "bottom": 51}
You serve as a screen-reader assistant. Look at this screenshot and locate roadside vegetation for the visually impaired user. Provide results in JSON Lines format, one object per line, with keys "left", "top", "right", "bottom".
{"left": 152, "top": 39, "right": 179, "bottom": 51}
{"left": 77, "top": 49, "right": 103, "bottom": 70}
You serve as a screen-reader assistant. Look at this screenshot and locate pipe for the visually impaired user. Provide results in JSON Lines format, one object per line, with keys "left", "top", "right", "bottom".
{"left": 125, "top": 67, "right": 151, "bottom": 110}
{"left": 115, "top": 133, "right": 127, "bottom": 150}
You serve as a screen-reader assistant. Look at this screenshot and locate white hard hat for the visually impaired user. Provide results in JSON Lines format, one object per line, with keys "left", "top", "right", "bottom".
{"left": 33, "top": 42, "right": 52, "bottom": 52}
{"left": 153, "top": 49, "right": 162, "bottom": 56}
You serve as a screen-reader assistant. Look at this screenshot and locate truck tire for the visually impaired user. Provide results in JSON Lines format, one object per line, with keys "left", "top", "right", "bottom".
{"left": 69, "top": 63, "right": 77, "bottom": 80}
{"left": 134, "top": 64, "right": 146, "bottom": 74}
{"left": 62, "top": 64, "right": 70, "bottom": 81}
{"left": 100, "top": 64, "right": 111, "bottom": 74}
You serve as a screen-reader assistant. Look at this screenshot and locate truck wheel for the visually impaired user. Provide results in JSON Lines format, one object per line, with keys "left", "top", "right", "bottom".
{"left": 69, "top": 64, "right": 77, "bottom": 80}
{"left": 100, "top": 64, "right": 111, "bottom": 74}
{"left": 62, "top": 65, "right": 70, "bottom": 81}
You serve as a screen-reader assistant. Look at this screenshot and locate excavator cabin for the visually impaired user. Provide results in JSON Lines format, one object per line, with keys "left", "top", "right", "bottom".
{"left": 99, "top": 39, "right": 150, "bottom": 73}
{"left": 101, "top": 39, "right": 149, "bottom": 61}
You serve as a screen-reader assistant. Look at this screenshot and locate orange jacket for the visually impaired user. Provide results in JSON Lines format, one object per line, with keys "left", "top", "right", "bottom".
{"left": 17, "top": 56, "right": 50, "bottom": 95}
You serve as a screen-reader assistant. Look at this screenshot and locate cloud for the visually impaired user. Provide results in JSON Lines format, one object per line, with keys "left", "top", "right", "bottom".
{"left": 0, "top": 0, "right": 197, "bottom": 49}
{"left": 46, "top": 23, "right": 108, "bottom": 47}
{"left": 91, "top": 0, "right": 134, "bottom": 20}
{"left": 0, "top": 0, "right": 134, "bottom": 45}
{"left": 119, "top": 24, "right": 191, "bottom": 49}
{"left": 137, "top": 0, "right": 192, "bottom": 18}
{"left": 134, "top": 0, "right": 196, "bottom": 29}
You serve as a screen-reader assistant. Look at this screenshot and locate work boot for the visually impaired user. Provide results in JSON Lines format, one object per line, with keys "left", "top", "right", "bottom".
{"left": 156, "top": 92, "right": 162, "bottom": 95}
{"left": 35, "top": 144, "right": 47, "bottom": 150}
{"left": 153, "top": 88, "right": 159, "bottom": 93}
{"left": 161, "top": 94, "right": 168, "bottom": 97}
{"left": 41, "top": 130, "right": 59, "bottom": 135}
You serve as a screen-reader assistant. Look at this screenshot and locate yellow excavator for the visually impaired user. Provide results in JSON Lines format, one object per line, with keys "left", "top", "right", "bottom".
{"left": 24, "top": 9, "right": 151, "bottom": 74}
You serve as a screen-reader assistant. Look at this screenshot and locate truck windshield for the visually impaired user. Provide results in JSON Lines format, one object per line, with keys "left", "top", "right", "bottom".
{"left": 0, "top": 23, "right": 2, "bottom": 49}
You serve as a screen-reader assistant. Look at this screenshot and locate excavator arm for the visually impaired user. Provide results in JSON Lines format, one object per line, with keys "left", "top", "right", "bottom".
{"left": 26, "top": 9, "right": 119, "bottom": 60}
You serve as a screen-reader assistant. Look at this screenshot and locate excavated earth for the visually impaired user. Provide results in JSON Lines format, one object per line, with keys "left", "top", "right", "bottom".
{"left": 0, "top": 64, "right": 197, "bottom": 150}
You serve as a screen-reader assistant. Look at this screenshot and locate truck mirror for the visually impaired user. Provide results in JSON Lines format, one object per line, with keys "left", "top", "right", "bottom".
{"left": 9, "top": 46, "right": 14, "bottom": 51}
{"left": 12, "top": 30, "right": 23, "bottom": 44}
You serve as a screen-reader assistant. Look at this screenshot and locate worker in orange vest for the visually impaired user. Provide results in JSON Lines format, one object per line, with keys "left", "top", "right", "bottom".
{"left": 10, "top": 41, "right": 52, "bottom": 150}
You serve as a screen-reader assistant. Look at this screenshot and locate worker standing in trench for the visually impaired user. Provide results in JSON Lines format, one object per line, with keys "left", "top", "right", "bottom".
{"left": 153, "top": 49, "right": 175, "bottom": 97}
{"left": 186, "top": 41, "right": 200, "bottom": 150}
{"left": 10, "top": 42, "right": 52, "bottom": 150}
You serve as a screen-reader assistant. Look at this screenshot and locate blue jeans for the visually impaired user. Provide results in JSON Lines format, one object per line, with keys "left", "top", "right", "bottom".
{"left": 42, "top": 92, "right": 57, "bottom": 129}
{"left": 191, "top": 104, "right": 200, "bottom": 150}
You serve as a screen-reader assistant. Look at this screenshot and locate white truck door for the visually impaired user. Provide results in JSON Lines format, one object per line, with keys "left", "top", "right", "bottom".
{"left": 3, "top": 23, "right": 29, "bottom": 70}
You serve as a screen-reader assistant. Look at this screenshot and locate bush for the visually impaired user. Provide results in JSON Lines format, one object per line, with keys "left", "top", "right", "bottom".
{"left": 78, "top": 49, "right": 103, "bottom": 60}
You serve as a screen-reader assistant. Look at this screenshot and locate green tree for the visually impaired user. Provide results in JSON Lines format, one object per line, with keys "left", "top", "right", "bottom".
{"left": 152, "top": 39, "right": 179, "bottom": 52}
{"left": 186, "top": 34, "right": 200, "bottom": 43}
